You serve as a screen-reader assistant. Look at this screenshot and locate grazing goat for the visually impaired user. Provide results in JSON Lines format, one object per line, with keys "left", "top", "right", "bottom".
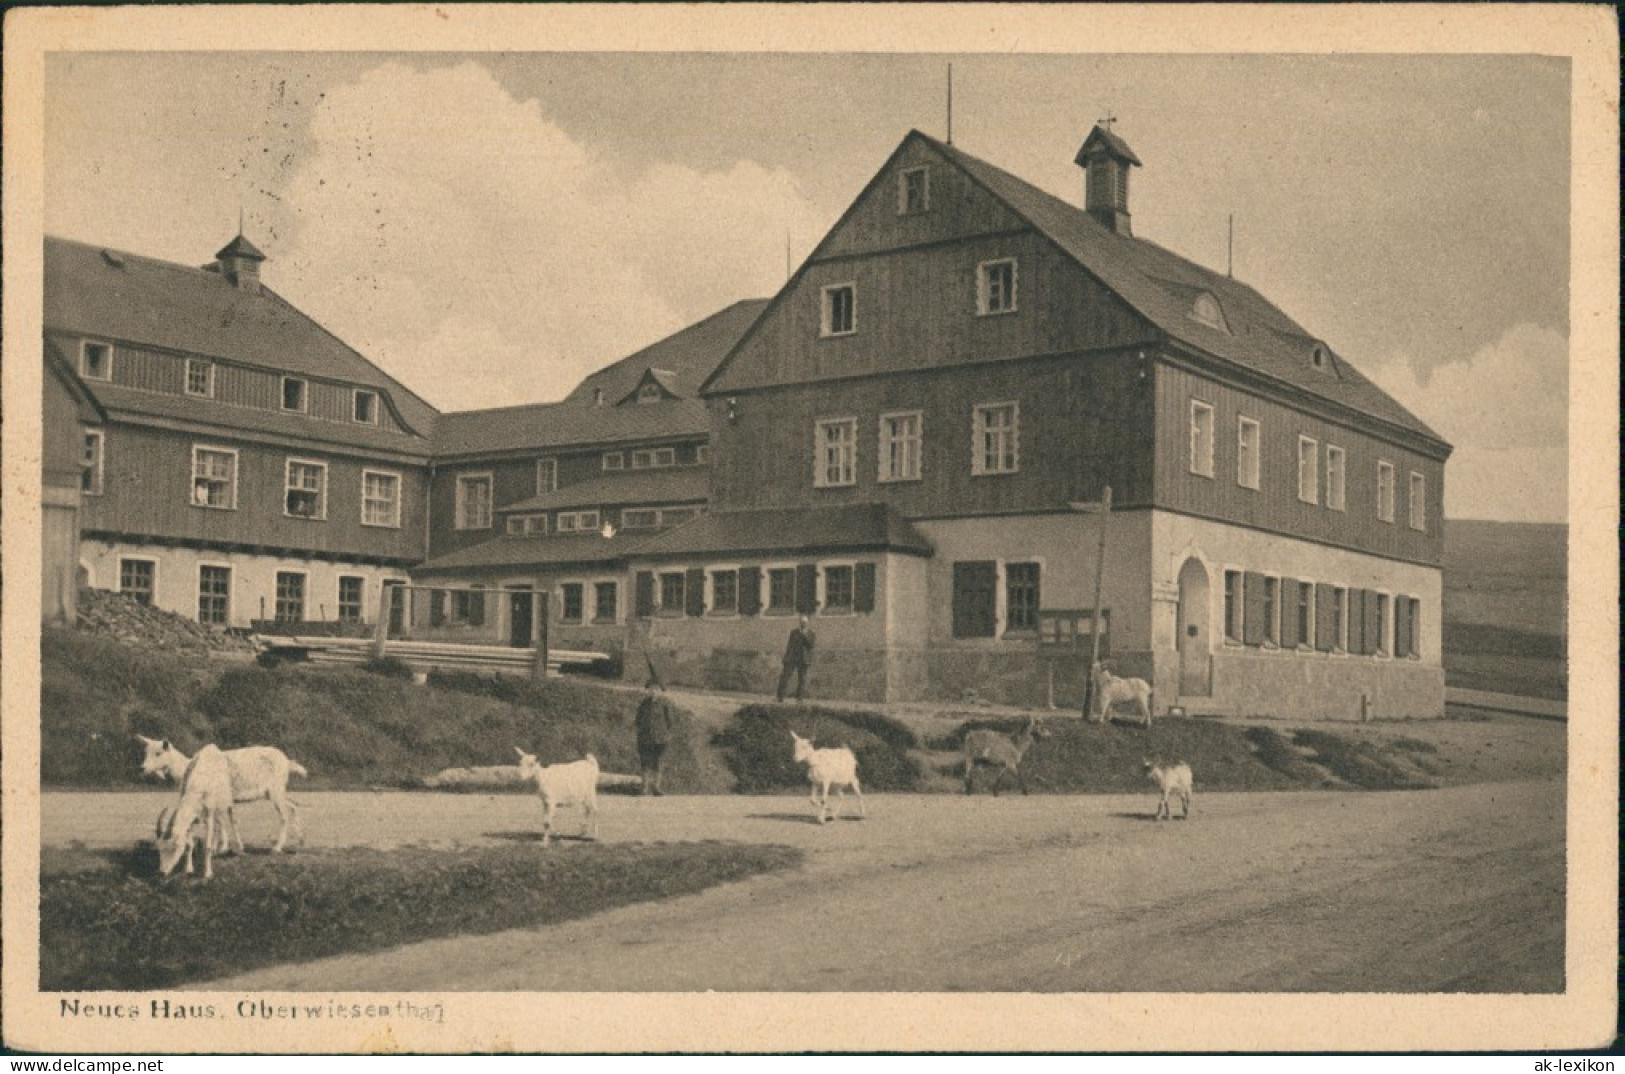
{"left": 1092, "top": 664, "right": 1154, "bottom": 727}
{"left": 514, "top": 749, "right": 599, "bottom": 847}
{"left": 1143, "top": 759, "right": 1193, "bottom": 820}
{"left": 790, "top": 731, "right": 865, "bottom": 824}
{"left": 137, "top": 736, "right": 307, "bottom": 852}
{"left": 962, "top": 717, "right": 1048, "bottom": 796}
{"left": 155, "top": 745, "right": 234, "bottom": 879}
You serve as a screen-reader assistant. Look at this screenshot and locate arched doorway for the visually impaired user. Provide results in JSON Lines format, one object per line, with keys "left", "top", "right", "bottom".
{"left": 1176, "top": 557, "right": 1212, "bottom": 697}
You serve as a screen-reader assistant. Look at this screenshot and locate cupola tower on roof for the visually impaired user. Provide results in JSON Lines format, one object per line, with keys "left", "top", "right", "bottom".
{"left": 1075, "top": 123, "right": 1142, "bottom": 236}
{"left": 214, "top": 233, "right": 266, "bottom": 293}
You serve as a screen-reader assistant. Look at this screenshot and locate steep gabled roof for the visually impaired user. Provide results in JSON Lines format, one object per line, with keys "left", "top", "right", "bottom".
{"left": 44, "top": 236, "right": 440, "bottom": 438}
{"left": 627, "top": 503, "right": 932, "bottom": 561}
{"left": 565, "top": 298, "right": 769, "bottom": 405}
{"left": 414, "top": 532, "right": 644, "bottom": 575}
{"left": 499, "top": 467, "right": 710, "bottom": 514}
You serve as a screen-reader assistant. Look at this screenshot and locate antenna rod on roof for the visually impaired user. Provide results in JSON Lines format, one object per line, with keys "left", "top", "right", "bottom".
{"left": 946, "top": 63, "right": 953, "bottom": 146}
{"left": 1227, "top": 214, "right": 1234, "bottom": 279}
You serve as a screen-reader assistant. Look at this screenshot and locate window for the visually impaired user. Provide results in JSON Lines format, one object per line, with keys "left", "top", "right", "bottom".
{"left": 710, "top": 569, "right": 738, "bottom": 614}
{"left": 636, "top": 381, "right": 664, "bottom": 403}
{"left": 602, "top": 452, "right": 625, "bottom": 471}
{"left": 119, "top": 559, "right": 155, "bottom": 606}
{"left": 1191, "top": 292, "right": 1227, "bottom": 331}
{"left": 1005, "top": 562, "right": 1040, "bottom": 634}
{"left": 1409, "top": 472, "right": 1427, "bottom": 531}
{"left": 1326, "top": 445, "right": 1346, "bottom": 511}
{"left": 507, "top": 513, "right": 548, "bottom": 537}
{"left": 274, "top": 572, "right": 306, "bottom": 623}
{"left": 453, "top": 587, "right": 486, "bottom": 626}
{"left": 593, "top": 582, "right": 618, "bottom": 624}
{"left": 353, "top": 390, "right": 378, "bottom": 425}
{"left": 1375, "top": 593, "right": 1391, "bottom": 656}
{"left": 80, "top": 341, "right": 112, "bottom": 381}
{"left": 536, "top": 458, "right": 558, "bottom": 494}
{"left": 951, "top": 561, "right": 997, "bottom": 638}
{"left": 815, "top": 418, "right": 858, "bottom": 487}
{"left": 977, "top": 259, "right": 1018, "bottom": 315}
{"left": 455, "top": 474, "right": 493, "bottom": 530}
{"left": 824, "top": 565, "right": 855, "bottom": 613}
{"left": 560, "top": 583, "right": 585, "bottom": 624}
{"left": 820, "top": 283, "right": 856, "bottom": 337}
{"left": 631, "top": 447, "right": 676, "bottom": 470}
{"left": 1237, "top": 416, "right": 1260, "bottom": 489}
{"left": 81, "top": 431, "right": 104, "bottom": 495}
{"left": 1262, "top": 576, "right": 1280, "bottom": 646}
{"left": 1223, "top": 570, "right": 1243, "bottom": 643}
{"left": 191, "top": 446, "right": 237, "bottom": 509}
{"left": 361, "top": 469, "right": 401, "bottom": 527}
{"left": 662, "top": 507, "right": 700, "bottom": 527}
{"left": 658, "top": 572, "right": 686, "bottom": 614}
{"left": 185, "top": 359, "right": 214, "bottom": 397}
{"left": 767, "top": 567, "right": 796, "bottom": 614}
{"left": 506, "top": 516, "right": 525, "bottom": 536}
{"left": 198, "top": 565, "right": 230, "bottom": 625}
{"left": 1297, "top": 436, "right": 1319, "bottom": 504}
{"left": 284, "top": 459, "right": 327, "bottom": 520}
{"left": 972, "top": 402, "right": 1019, "bottom": 475}
{"left": 898, "top": 166, "right": 929, "bottom": 214}
{"left": 556, "top": 510, "right": 601, "bottom": 533}
{"left": 337, "top": 576, "right": 365, "bottom": 623}
{"left": 621, "top": 509, "right": 659, "bottom": 530}
{"left": 879, "top": 411, "right": 922, "bottom": 482}
{"left": 1399, "top": 596, "right": 1421, "bottom": 658}
{"left": 1189, "top": 401, "right": 1215, "bottom": 478}
{"left": 1377, "top": 461, "right": 1396, "bottom": 523}
{"left": 281, "top": 377, "right": 307, "bottom": 413}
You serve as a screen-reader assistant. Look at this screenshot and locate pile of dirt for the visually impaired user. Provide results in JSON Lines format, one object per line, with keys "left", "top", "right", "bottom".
{"left": 76, "top": 589, "right": 255, "bottom": 653}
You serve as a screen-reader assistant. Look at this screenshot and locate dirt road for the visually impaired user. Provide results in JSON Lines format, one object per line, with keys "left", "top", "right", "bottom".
{"left": 43, "top": 777, "right": 1564, "bottom": 992}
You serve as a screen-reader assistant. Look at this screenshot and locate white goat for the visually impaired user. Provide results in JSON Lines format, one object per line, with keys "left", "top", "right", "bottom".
{"left": 137, "top": 735, "right": 307, "bottom": 852}
{"left": 1143, "top": 759, "right": 1193, "bottom": 820}
{"left": 790, "top": 730, "right": 865, "bottom": 824}
{"left": 155, "top": 745, "right": 234, "bottom": 879}
{"left": 962, "top": 717, "right": 1048, "bottom": 796}
{"left": 1092, "top": 663, "right": 1154, "bottom": 727}
{"left": 514, "top": 749, "right": 599, "bottom": 847}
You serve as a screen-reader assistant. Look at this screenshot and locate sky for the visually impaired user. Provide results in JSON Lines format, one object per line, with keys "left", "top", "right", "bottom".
{"left": 44, "top": 51, "right": 1571, "bottom": 523}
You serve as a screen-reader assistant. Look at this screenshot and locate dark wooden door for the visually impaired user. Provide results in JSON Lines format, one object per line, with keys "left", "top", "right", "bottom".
{"left": 508, "top": 588, "right": 534, "bottom": 648}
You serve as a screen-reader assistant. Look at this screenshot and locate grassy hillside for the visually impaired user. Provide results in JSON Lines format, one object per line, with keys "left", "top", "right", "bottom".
{"left": 1441, "top": 520, "right": 1567, "bottom": 698}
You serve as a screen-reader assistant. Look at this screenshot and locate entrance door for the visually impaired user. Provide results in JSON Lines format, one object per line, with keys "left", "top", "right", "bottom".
{"left": 1176, "top": 557, "right": 1212, "bottom": 697}
{"left": 507, "top": 587, "right": 534, "bottom": 648}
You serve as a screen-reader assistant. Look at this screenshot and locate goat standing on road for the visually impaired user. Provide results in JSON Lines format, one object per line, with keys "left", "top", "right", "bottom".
{"left": 1143, "top": 759, "right": 1193, "bottom": 820}
{"left": 137, "top": 736, "right": 307, "bottom": 853}
{"left": 790, "top": 731, "right": 865, "bottom": 824}
{"left": 962, "top": 717, "right": 1048, "bottom": 796}
{"left": 514, "top": 749, "right": 600, "bottom": 847}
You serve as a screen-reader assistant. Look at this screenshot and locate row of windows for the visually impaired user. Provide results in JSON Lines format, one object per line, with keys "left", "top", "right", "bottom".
{"left": 819, "top": 258, "right": 1017, "bottom": 339}
{"left": 454, "top": 450, "right": 709, "bottom": 530}
{"left": 557, "top": 580, "right": 621, "bottom": 625}
{"left": 115, "top": 559, "right": 387, "bottom": 626}
{"left": 1188, "top": 401, "right": 1428, "bottom": 531}
{"left": 632, "top": 562, "right": 879, "bottom": 620}
{"left": 79, "top": 341, "right": 382, "bottom": 425}
{"left": 813, "top": 402, "right": 1019, "bottom": 487}
{"left": 1220, "top": 569, "right": 1423, "bottom": 658}
{"left": 172, "top": 445, "right": 402, "bottom": 527}
{"left": 602, "top": 446, "right": 707, "bottom": 472}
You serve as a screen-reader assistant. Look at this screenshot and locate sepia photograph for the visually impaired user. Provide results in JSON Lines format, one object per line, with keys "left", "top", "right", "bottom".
{"left": 3, "top": 4, "right": 1616, "bottom": 1055}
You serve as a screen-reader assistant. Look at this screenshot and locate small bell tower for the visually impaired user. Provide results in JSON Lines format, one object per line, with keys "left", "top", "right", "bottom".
{"left": 1075, "top": 119, "right": 1142, "bottom": 236}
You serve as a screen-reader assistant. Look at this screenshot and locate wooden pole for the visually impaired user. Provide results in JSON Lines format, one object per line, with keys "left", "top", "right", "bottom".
{"left": 372, "top": 581, "right": 394, "bottom": 660}
{"left": 531, "top": 590, "right": 550, "bottom": 681}
{"left": 1084, "top": 485, "right": 1112, "bottom": 720}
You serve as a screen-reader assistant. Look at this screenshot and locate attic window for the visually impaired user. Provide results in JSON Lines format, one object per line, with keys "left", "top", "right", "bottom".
{"left": 898, "top": 167, "right": 930, "bottom": 214}
{"left": 281, "top": 376, "right": 308, "bottom": 413}
{"left": 353, "top": 390, "right": 378, "bottom": 424}
{"left": 637, "top": 381, "right": 664, "bottom": 404}
{"left": 80, "top": 341, "right": 113, "bottom": 381}
{"left": 1190, "top": 292, "right": 1227, "bottom": 331}
{"left": 1311, "top": 344, "right": 1332, "bottom": 371}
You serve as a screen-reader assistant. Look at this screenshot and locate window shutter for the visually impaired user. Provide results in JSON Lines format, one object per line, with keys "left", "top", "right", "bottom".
{"left": 1314, "top": 582, "right": 1335, "bottom": 652}
{"left": 469, "top": 589, "right": 486, "bottom": 628}
{"left": 431, "top": 590, "right": 447, "bottom": 627}
{"left": 1406, "top": 597, "right": 1422, "bottom": 658}
{"left": 1357, "top": 590, "right": 1375, "bottom": 655}
{"left": 795, "top": 563, "right": 819, "bottom": 615}
{"left": 1242, "top": 571, "right": 1266, "bottom": 646}
{"left": 634, "top": 571, "right": 655, "bottom": 619}
{"left": 1280, "top": 578, "right": 1300, "bottom": 648}
{"left": 952, "top": 561, "right": 997, "bottom": 639}
{"left": 1394, "top": 595, "right": 1412, "bottom": 658}
{"left": 685, "top": 567, "right": 706, "bottom": 617}
{"left": 853, "top": 562, "right": 877, "bottom": 613}
{"left": 738, "top": 567, "right": 762, "bottom": 616}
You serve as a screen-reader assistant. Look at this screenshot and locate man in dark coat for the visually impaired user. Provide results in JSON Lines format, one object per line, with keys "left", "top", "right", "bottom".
{"left": 775, "top": 615, "right": 817, "bottom": 703}
{"left": 634, "top": 675, "right": 675, "bottom": 796}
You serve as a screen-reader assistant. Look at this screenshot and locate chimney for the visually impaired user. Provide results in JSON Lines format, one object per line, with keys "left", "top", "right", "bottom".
{"left": 593, "top": 387, "right": 605, "bottom": 406}
{"left": 1074, "top": 123, "right": 1142, "bottom": 236}
{"left": 214, "top": 234, "right": 267, "bottom": 293}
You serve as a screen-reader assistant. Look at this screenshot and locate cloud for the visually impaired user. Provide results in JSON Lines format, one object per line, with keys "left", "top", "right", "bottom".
{"left": 267, "top": 61, "right": 827, "bottom": 411}
{"left": 1365, "top": 322, "right": 1568, "bottom": 522}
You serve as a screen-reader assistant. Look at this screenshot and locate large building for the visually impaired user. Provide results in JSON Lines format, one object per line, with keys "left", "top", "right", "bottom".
{"left": 43, "top": 123, "right": 1450, "bottom": 718}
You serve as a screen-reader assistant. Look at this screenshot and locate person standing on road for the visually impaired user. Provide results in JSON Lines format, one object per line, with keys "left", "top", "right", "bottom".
{"left": 776, "top": 615, "right": 817, "bottom": 703}
{"left": 635, "top": 675, "right": 676, "bottom": 796}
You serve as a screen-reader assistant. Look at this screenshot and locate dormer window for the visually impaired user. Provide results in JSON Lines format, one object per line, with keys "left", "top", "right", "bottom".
{"left": 185, "top": 359, "right": 214, "bottom": 397}
{"left": 353, "top": 389, "right": 379, "bottom": 425}
{"left": 281, "top": 376, "right": 308, "bottom": 413}
{"left": 898, "top": 167, "right": 930, "bottom": 214}
{"left": 80, "top": 341, "right": 112, "bottom": 381}
{"left": 1190, "top": 292, "right": 1228, "bottom": 331}
{"left": 1310, "top": 344, "right": 1333, "bottom": 372}
{"left": 637, "top": 381, "right": 664, "bottom": 403}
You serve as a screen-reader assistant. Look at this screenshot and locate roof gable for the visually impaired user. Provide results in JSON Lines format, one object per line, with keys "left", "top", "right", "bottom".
{"left": 566, "top": 298, "right": 768, "bottom": 405}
